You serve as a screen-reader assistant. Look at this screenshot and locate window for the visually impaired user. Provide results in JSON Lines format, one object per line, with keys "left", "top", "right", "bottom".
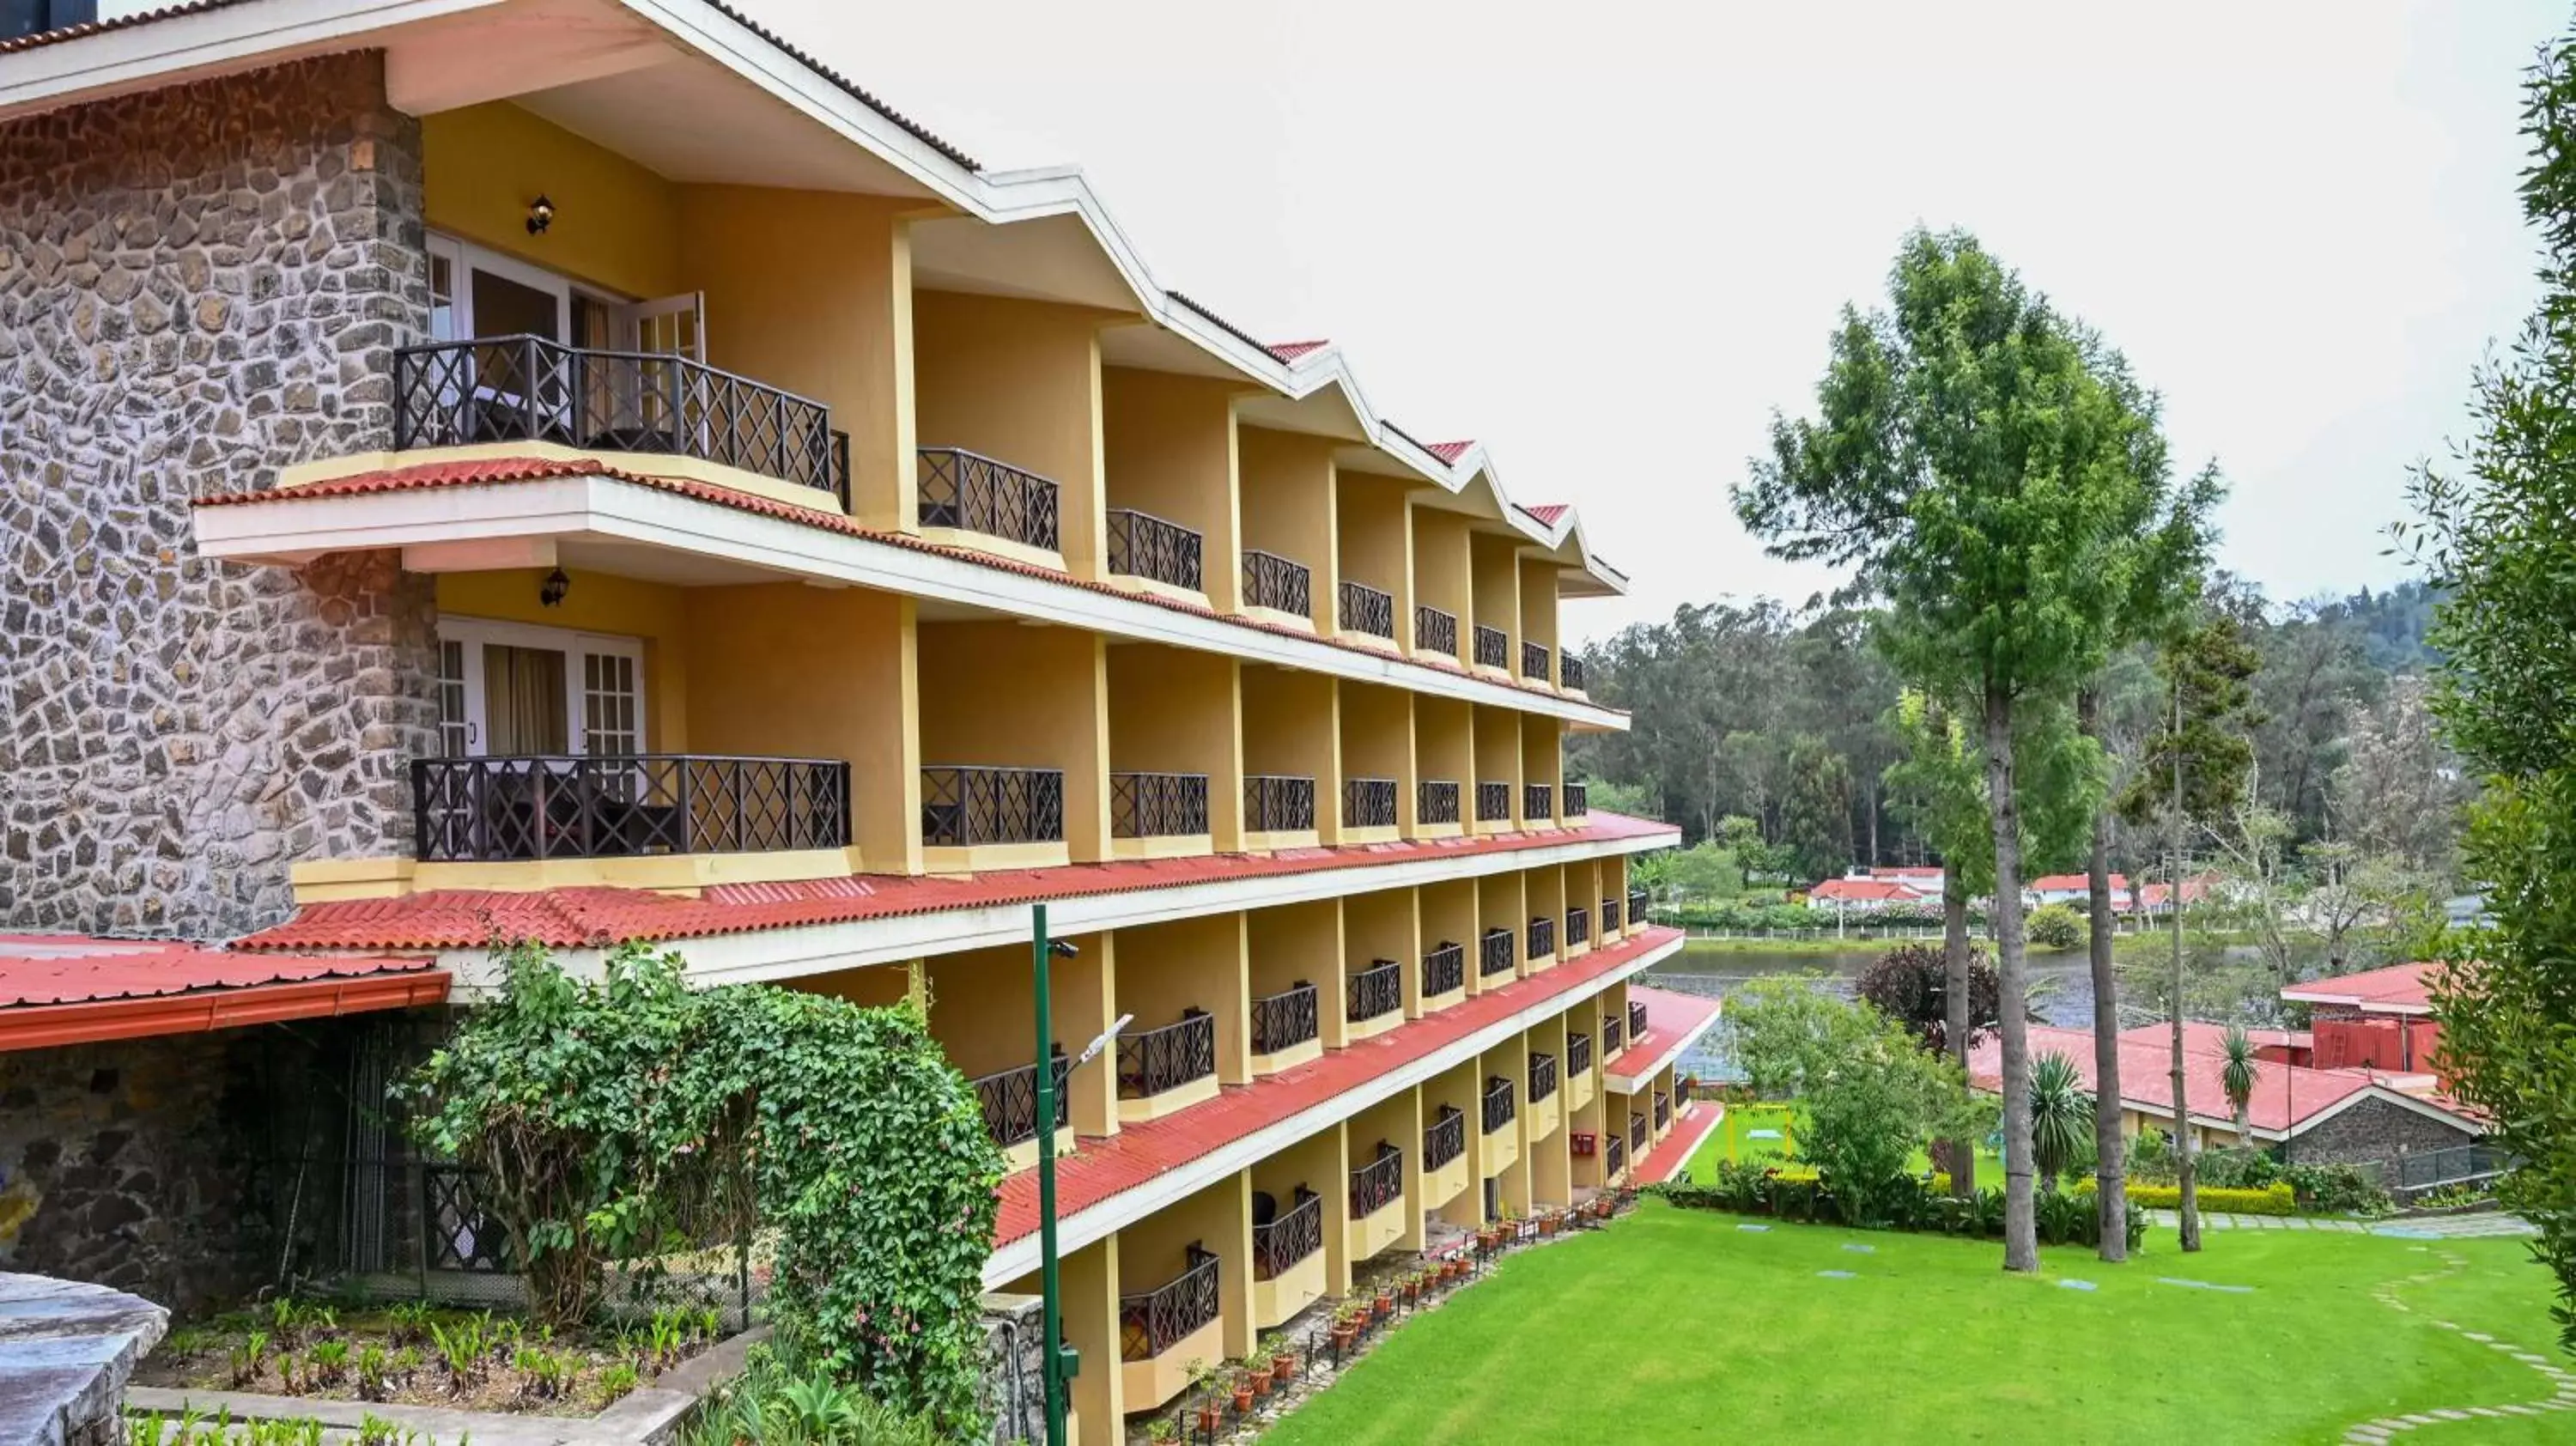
{"left": 435, "top": 617, "right": 647, "bottom": 758}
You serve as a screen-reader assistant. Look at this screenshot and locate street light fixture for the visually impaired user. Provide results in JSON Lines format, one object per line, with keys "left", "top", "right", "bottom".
{"left": 1032, "top": 907, "right": 1125, "bottom": 1446}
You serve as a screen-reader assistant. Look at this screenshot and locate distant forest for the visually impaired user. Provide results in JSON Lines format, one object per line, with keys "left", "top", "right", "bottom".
{"left": 1567, "top": 577, "right": 2449, "bottom": 886}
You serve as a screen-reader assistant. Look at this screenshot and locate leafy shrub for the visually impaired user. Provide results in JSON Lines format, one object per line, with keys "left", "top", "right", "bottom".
{"left": 1854, "top": 943, "right": 2001, "bottom": 1053}
{"left": 1659, "top": 1160, "right": 2148, "bottom": 1250}
{"left": 2283, "top": 1163, "right": 2394, "bottom": 1216}
{"left": 2086, "top": 1179, "right": 2296, "bottom": 1216}
{"left": 2026, "top": 903, "right": 2084, "bottom": 951}
{"left": 2191, "top": 1146, "right": 2282, "bottom": 1191}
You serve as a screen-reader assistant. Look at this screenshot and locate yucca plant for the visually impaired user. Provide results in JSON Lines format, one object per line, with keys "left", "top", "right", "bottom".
{"left": 2029, "top": 1050, "right": 2093, "bottom": 1191}
{"left": 2221, "top": 1024, "right": 2260, "bottom": 1145}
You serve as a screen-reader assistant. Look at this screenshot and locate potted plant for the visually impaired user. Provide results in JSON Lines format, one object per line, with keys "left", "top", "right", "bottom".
{"left": 1231, "top": 1373, "right": 1256, "bottom": 1414}
{"left": 1263, "top": 1333, "right": 1296, "bottom": 1382}
{"left": 1373, "top": 1283, "right": 1394, "bottom": 1318}
{"left": 1194, "top": 1397, "right": 1224, "bottom": 1437}
{"left": 1329, "top": 1307, "right": 1358, "bottom": 1352}
{"left": 1148, "top": 1419, "right": 1178, "bottom": 1443}
{"left": 1248, "top": 1363, "right": 1272, "bottom": 1401}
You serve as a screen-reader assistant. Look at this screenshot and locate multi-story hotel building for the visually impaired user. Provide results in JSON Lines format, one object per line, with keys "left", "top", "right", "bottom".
{"left": 0, "top": 2, "right": 1718, "bottom": 1438}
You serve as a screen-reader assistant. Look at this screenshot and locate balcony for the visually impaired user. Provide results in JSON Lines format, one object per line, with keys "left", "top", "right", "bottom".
{"left": 1482, "top": 1076, "right": 1516, "bottom": 1133}
{"left": 1567, "top": 905, "right": 1591, "bottom": 951}
{"left": 1110, "top": 771, "right": 1210, "bottom": 848}
{"left": 1528, "top": 1051, "right": 1558, "bottom": 1104}
{"left": 1253, "top": 1187, "right": 1326, "bottom": 1327}
{"left": 1473, "top": 624, "right": 1510, "bottom": 671}
{"left": 1339, "top": 580, "right": 1394, "bottom": 640}
{"left": 1522, "top": 640, "right": 1551, "bottom": 683}
{"left": 412, "top": 755, "right": 850, "bottom": 866}
{"left": 921, "top": 765, "right": 1063, "bottom": 855}
{"left": 1603, "top": 1009, "right": 1625, "bottom": 1057}
{"left": 1565, "top": 782, "right": 1589, "bottom": 818}
{"left": 1115, "top": 1010, "right": 1218, "bottom": 1121}
{"left": 1250, "top": 981, "right": 1321, "bottom": 1064}
{"left": 1655, "top": 1090, "right": 1673, "bottom": 1132}
{"left": 1479, "top": 927, "right": 1516, "bottom": 980}
{"left": 970, "top": 1052, "right": 1071, "bottom": 1162}
{"left": 1242, "top": 548, "right": 1312, "bottom": 617}
{"left": 1630, "top": 999, "right": 1650, "bottom": 1042}
{"left": 1567, "top": 1030, "right": 1593, "bottom": 1078}
{"left": 1243, "top": 774, "right": 1317, "bottom": 836}
{"left": 1342, "top": 776, "right": 1398, "bottom": 833}
{"left": 1348, "top": 1144, "right": 1406, "bottom": 1261}
{"left": 1604, "top": 1130, "right": 1625, "bottom": 1182}
{"left": 1601, "top": 896, "right": 1621, "bottom": 933}
{"left": 392, "top": 336, "right": 842, "bottom": 504}
{"left": 1630, "top": 887, "right": 1649, "bottom": 931}
{"left": 1425, "top": 1105, "right": 1467, "bottom": 1171}
{"left": 1107, "top": 507, "right": 1204, "bottom": 593}
{"left": 1347, "top": 958, "right": 1403, "bottom": 1032}
{"left": 1415, "top": 605, "right": 1458, "bottom": 658}
{"left": 917, "top": 447, "right": 1061, "bottom": 554}
{"left": 1630, "top": 1111, "right": 1649, "bottom": 1154}
{"left": 1561, "top": 653, "right": 1588, "bottom": 693}
{"left": 1120, "top": 1246, "right": 1223, "bottom": 1406}
{"left": 1417, "top": 779, "right": 1461, "bottom": 828}
{"left": 1525, "top": 782, "right": 1554, "bottom": 823}
{"left": 1528, "top": 915, "right": 1557, "bottom": 962}
{"left": 1475, "top": 781, "right": 1512, "bottom": 824}
{"left": 1422, "top": 941, "right": 1466, "bottom": 1001}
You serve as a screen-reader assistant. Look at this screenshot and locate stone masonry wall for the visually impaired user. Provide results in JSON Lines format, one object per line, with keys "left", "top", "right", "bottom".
{"left": 0, "top": 51, "right": 438, "bottom": 939}
{"left": 2296, "top": 1094, "right": 2477, "bottom": 1169}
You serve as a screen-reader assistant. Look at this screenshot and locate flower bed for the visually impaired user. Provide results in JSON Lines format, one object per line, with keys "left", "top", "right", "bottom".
{"left": 1656, "top": 1161, "right": 2148, "bottom": 1249}
{"left": 133, "top": 1296, "right": 727, "bottom": 1417}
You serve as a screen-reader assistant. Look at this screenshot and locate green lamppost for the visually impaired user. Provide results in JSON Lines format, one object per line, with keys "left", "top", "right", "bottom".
{"left": 1033, "top": 904, "right": 1126, "bottom": 1446}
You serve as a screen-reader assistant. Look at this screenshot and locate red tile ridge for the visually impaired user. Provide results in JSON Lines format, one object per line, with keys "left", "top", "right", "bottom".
{"left": 196, "top": 459, "right": 1622, "bottom": 717}
{"left": 1424, "top": 440, "right": 1475, "bottom": 464}
{"left": 1267, "top": 339, "right": 1331, "bottom": 361}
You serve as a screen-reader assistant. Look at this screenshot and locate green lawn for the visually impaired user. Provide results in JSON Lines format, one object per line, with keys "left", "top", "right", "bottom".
{"left": 1262, "top": 1202, "right": 2565, "bottom": 1445}
{"left": 1683, "top": 1103, "right": 2003, "bottom": 1184}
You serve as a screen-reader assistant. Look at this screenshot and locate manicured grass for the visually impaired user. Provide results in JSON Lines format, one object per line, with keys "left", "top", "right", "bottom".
{"left": 1682, "top": 1103, "right": 2003, "bottom": 1184}
{"left": 1261, "top": 1202, "right": 2565, "bottom": 1445}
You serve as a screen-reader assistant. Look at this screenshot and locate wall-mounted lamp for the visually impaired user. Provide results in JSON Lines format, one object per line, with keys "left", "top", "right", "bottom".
{"left": 526, "top": 193, "right": 556, "bottom": 236}
{"left": 539, "top": 567, "right": 571, "bottom": 608}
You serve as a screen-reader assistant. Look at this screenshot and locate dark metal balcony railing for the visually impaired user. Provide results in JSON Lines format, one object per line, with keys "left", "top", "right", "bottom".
{"left": 1564, "top": 782, "right": 1589, "bottom": 817}
{"left": 1251, "top": 981, "right": 1320, "bottom": 1056}
{"left": 1630, "top": 887, "right": 1649, "bottom": 925}
{"left": 918, "top": 447, "right": 1061, "bottom": 552}
{"left": 1106, "top": 507, "right": 1204, "bottom": 592}
{"left": 1655, "top": 1091, "right": 1673, "bottom": 1131}
{"left": 1120, "top": 1246, "right": 1220, "bottom": 1362}
{"left": 1339, "top": 580, "right": 1394, "bottom": 638}
{"left": 1567, "top": 905, "right": 1591, "bottom": 949}
{"left": 1348, "top": 959, "right": 1402, "bottom": 1024}
{"left": 1560, "top": 653, "right": 1587, "bottom": 692}
{"left": 1473, "top": 624, "right": 1509, "bottom": 670}
{"left": 1525, "top": 782, "right": 1554, "bottom": 820}
{"left": 1631, "top": 999, "right": 1650, "bottom": 1042}
{"left": 921, "top": 765, "right": 1063, "bottom": 848}
{"left": 413, "top": 754, "right": 849, "bottom": 862}
{"left": 1482, "top": 1076, "right": 1516, "bottom": 1134}
{"left": 392, "top": 336, "right": 841, "bottom": 502}
{"left": 1417, "top": 779, "right": 1461, "bottom": 825}
{"left": 971, "top": 1051, "right": 1071, "bottom": 1151}
{"left": 1350, "top": 1145, "right": 1404, "bottom": 1218}
{"left": 1415, "top": 605, "right": 1458, "bottom": 657}
{"left": 1529, "top": 1051, "right": 1558, "bottom": 1104}
{"left": 1342, "top": 776, "right": 1398, "bottom": 830}
{"left": 1566, "top": 1030, "right": 1592, "bottom": 1078}
{"left": 1109, "top": 771, "right": 1210, "bottom": 839}
{"left": 1424, "top": 1106, "right": 1467, "bottom": 1171}
{"left": 1475, "top": 781, "right": 1512, "bottom": 823}
{"left": 1242, "top": 549, "right": 1312, "bottom": 616}
{"left": 1630, "top": 1112, "right": 1649, "bottom": 1153}
{"left": 1605, "top": 1131, "right": 1625, "bottom": 1181}
{"left": 1479, "top": 927, "right": 1516, "bottom": 979}
{"left": 1422, "top": 941, "right": 1465, "bottom": 998}
{"left": 1243, "top": 774, "right": 1317, "bottom": 833}
{"left": 1253, "top": 1189, "right": 1323, "bottom": 1280}
{"left": 1601, "top": 896, "right": 1621, "bottom": 933}
{"left": 1528, "top": 915, "right": 1556, "bottom": 960}
{"left": 1115, "top": 1011, "right": 1217, "bottom": 1102}
{"left": 1522, "top": 640, "right": 1551, "bottom": 682}
{"left": 1603, "top": 1010, "right": 1626, "bottom": 1057}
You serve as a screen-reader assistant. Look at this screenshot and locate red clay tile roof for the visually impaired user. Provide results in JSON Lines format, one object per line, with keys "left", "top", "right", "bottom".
{"left": 1267, "top": 340, "right": 1330, "bottom": 362}
{"left": 1425, "top": 440, "right": 1475, "bottom": 464}
{"left": 1516, "top": 503, "right": 1570, "bottom": 526}
{"left": 1968, "top": 1024, "right": 2401, "bottom": 1136}
{"left": 1607, "top": 983, "right": 1722, "bottom": 1080}
{"left": 238, "top": 812, "right": 1680, "bottom": 952}
{"left": 0, "top": 0, "right": 241, "bottom": 54}
{"left": 197, "top": 458, "right": 1616, "bottom": 716}
{"left": 0, "top": 934, "right": 445, "bottom": 1049}
{"left": 2030, "top": 872, "right": 2130, "bottom": 893}
{"left": 1807, "top": 878, "right": 1927, "bottom": 903}
{"left": 1629, "top": 1098, "right": 1722, "bottom": 1186}
{"left": 993, "top": 927, "right": 1682, "bottom": 1247}
{"left": 2280, "top": 961, "right": 2439, "bottom": 1013}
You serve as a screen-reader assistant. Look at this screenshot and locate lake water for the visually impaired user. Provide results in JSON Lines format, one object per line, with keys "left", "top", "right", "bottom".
{"left": 1643, "top": 943, "right": 2104, "bottom": 1083}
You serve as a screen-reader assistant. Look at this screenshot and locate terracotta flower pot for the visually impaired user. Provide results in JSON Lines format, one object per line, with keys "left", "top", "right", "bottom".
{"left": 1233, "top": 1388, "right": 1255, "bottom": 1413}
{"left": 1273, "top": 1353, "right": 1297, "bottom": 1382}
{"left": 1374, "top": 1294, "right": 1393, "bottom": 1315}
{"left": 1198, "top": 1405, "right": 1224, "bottom": 1434}
{"left": 1251, "top": 1372, "right": 1272, "bottom": 1400}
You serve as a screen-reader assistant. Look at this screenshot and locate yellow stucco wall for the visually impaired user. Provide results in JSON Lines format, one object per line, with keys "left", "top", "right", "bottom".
{"left": 1334, "top": 471, "right": 1413, "bottom": 645}
{"left": 1103, "top": 368, "right": 1243, "bottom": 610}
{"left": 1524, "top": 867, "right": 1564, "bottom": 963}
{"left": 1346, "top": 1089, "right": 1425, "bottom": 1255}
{"left": 1116, "top": 913, "right": 1250, "bottom": 1086}
{"left": 1470, "top": 530, "right": 1522, "bottom": 663}
{"left": 1474, "top": 872, "right": 1525, "bottom": 989}
{"left": 1107, "top": 642, "right": 1242, "bottom": 851}
{"left": 1522, "top": 714, "right": 1563, "bottom": 827}
{"left": 1338, "top": 681, "right": 1413, "bottom": 834}
{"left": 1240, "top": 665, "right": 1339, "bottom": 842}
{"left": 917, "top": 620, "right": 1109, "bottom": 861}
{"left": 1410, "top": 507, "right": 1474, "bottom": 663}
{"left": 1517, "top": 554, "right": 1560, "bottom": 661}
{"left": 1473, "top": 705, "right": 1523, "bottom": 829}
{"left": 1342, "top": 886, "right": 1419, "bottom": 1016}
{"left": 1250, "top": 1127, "right": 1346, "bottom": 1303}
{"left": 422, "top": 102, "right": 682, "bottom": 301}
{"left": 914, "top": 289, "right": 1113, "bottom": 577}
{"left": 1119, "top": 1172, "right": 1255, "bottom": 1363}
{"left": 1237, "top": 426, "right": 1340, "bottom": 632}
{"left": 1248, "top": 899, "right": 1343, "bottom": 1048}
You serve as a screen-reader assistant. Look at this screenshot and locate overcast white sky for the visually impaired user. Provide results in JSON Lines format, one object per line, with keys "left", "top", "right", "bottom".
{"left": 763, "top": 0, "right": 2559, "bottom": 644}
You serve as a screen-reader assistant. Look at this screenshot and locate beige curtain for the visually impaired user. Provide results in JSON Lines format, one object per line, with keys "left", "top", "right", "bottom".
{"left": 483, "top": 644, "right": 567, "bottom": 755}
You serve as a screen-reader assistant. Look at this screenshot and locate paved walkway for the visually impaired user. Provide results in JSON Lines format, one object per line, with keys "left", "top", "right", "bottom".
{"left": 2143, "top": 1210, "right": 2537, "bottom": 1238}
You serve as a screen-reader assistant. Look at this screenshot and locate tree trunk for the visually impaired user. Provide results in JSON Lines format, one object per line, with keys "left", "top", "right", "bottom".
{"left": 2081, "top": 692, "right": 2128, "bottom": 1263}
{"left": 1942, "top": 874, "right": 1975, "bottom": 1198}
{"left": 2235, "top": 1102, "right": 2252, "bottom": 1147}
{"left": 1982, "top": 688, "right": 2038, "bottom": 1273}
{"left": 2167, "top": 685, "right": 2202, "bottom": 1253}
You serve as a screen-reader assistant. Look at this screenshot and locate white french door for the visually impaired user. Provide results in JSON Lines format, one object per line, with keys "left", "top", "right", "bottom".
{"left": 435, "top": 617, "right": 647, "bottom": 759}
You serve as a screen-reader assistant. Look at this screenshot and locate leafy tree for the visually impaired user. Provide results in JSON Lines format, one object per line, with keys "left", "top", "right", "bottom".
{"left": 2330, "top": 676, "right": 2473, "bottom": 878}
{"left": 1856, "top": 942, "right": 2001, "bottom": 1056}
{"left": 2026, "top": 904, "right": 2083, "bottom": 951}
{"left": 1802, "top": 1002, "right": 1988, "bottom": 1228}
{"left": 2401, "top": 20, "right": 2576, "bottom": 1354}
{"left": 1780, "top": 733, "right": 1857, "bottom": 880}
{"left": 1738, "top": 227, "right": 2218, "bottom": 1270}
{"left": 1717, "top": 974, "right": 1850, "bottom": 1101}
{"left": 2220, "top": 1026, "right": 2259, "bottom": 1146}
{"left": 2027, "top": 1051, "right": 2093, "bottom": 1189}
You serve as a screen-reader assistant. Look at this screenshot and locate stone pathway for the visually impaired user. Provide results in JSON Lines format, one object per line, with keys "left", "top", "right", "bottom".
{"left": 2337, "top": 1246, "right": 2576, "bottom": 1441}
{"left": 2142, "top": 1210, "right": 2538, "bottom": 1238}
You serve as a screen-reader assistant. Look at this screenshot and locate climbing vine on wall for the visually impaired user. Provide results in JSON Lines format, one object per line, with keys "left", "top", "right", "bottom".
{"left": 404, "top": 943, "right": 1004, "bottom": 1435}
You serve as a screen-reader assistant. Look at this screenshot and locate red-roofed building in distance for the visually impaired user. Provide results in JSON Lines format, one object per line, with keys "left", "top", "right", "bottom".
{"left": 0, "top": 6, "right": 1677, "bottom": 1435}
{"left": 1805, "top": 875, "right": 1937, "bottom": 912}
{"left": 2026, "top": 872, "right": 2137, "bottom": 910}
{"left": 2283, "top": 962, "right": 2449, "bottom": 1083}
